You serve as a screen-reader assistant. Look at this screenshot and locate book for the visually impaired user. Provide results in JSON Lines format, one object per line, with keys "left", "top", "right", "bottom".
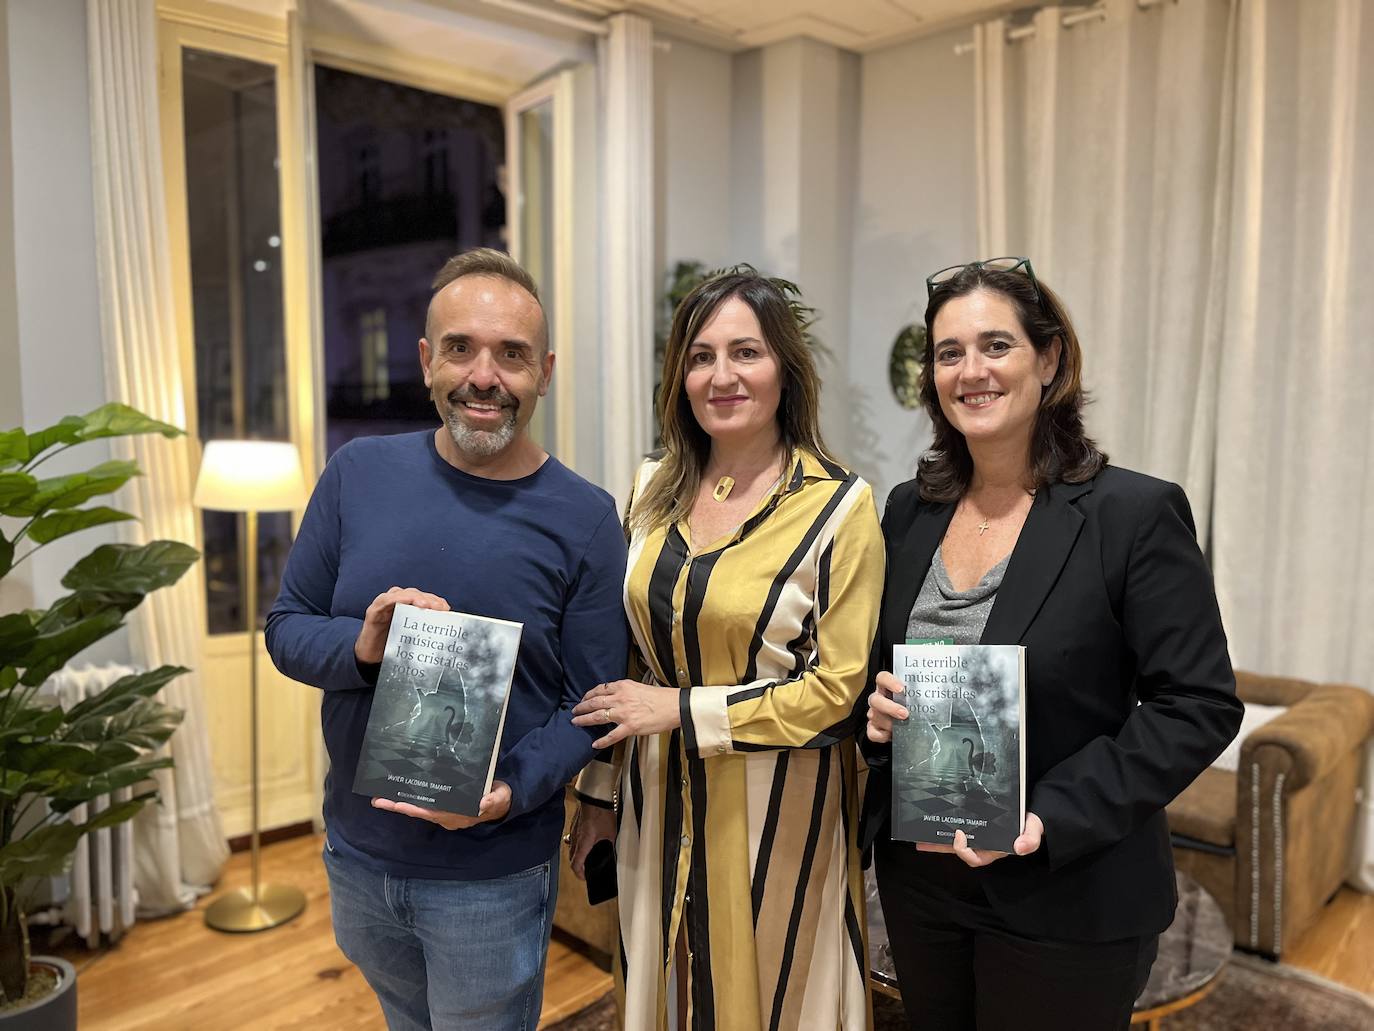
{"left": 353, "top": 604, "right": 523, "bottom": 817}
{"left": 890, "top": 643, "right": 1026, "bottom": 853}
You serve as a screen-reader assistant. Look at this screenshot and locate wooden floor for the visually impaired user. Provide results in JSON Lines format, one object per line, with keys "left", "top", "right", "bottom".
{"left": 52, "top": 834, "right": 1370, "bottom": 1029}
{"left": 53, "top": 834, "right": 611, "bottom": 1031}
{"left": 1277, "top": 885, "right": 1374, "bottom": 996}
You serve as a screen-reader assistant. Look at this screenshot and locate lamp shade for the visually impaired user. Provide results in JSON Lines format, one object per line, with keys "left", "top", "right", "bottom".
{"left": 193, "top": 440, "right": 309, "bottom": 513}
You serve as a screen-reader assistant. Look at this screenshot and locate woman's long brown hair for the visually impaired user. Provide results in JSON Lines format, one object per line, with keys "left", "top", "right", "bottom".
{"left": 632, "top": 267, "right": 833, "bottom": 532}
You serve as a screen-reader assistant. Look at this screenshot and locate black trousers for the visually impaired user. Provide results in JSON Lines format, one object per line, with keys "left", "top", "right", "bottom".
{"left": 874, "top": 839, "right": 1158, "bottom": 1031}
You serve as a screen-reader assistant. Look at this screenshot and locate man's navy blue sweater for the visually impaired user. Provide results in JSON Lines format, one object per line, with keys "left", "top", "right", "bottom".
{"left": 265, "top": 430, "right": 628, "bottom": 879}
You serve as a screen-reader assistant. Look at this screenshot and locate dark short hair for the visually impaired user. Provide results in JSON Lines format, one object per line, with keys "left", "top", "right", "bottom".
{"left": 426, "top": 248, "right": 547, "bottom": 352}
{"left": 917, "top": 265, "right": 1106, "bottom": 502}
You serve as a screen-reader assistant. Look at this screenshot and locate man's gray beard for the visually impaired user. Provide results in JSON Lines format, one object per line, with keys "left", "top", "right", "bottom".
{"left": 444, "top": 409, "right": 517, "bottom": 457}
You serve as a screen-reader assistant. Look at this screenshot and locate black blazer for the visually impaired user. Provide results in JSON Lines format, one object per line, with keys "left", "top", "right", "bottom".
{"left": 859, "top": 466, "right": 1242, "bottom": 942}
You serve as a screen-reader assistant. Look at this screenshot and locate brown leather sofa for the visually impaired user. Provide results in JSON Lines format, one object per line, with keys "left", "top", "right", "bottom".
{"left": 552, "top": 787, "right": 618, "bottom": 965}
{"left": 1168, "top": 670, "right": 1374, "bottom": 958}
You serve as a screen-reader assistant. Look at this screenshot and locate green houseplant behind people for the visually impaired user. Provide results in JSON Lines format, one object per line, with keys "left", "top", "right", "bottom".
{"left": 0, "top": 403, "right": 199, "bottom": 1030}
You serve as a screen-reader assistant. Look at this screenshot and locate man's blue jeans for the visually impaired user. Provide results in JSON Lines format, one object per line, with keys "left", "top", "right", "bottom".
{"left": 323, "top": 837, "right": 558, "bottom": 1030}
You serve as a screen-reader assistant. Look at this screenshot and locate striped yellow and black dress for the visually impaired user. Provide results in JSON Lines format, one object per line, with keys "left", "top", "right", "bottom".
{"left": 576, "top": 450, "right": 884, "bottom": 1031}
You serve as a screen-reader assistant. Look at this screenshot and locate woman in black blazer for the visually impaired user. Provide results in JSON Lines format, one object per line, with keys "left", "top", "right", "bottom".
{"left": 862, "top": 258, "right": 1242, "bottom": 1030}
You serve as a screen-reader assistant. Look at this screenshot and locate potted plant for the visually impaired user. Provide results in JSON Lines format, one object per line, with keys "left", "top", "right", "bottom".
{"left": 0, "top": 404, "right": 198, "bottom": 1029}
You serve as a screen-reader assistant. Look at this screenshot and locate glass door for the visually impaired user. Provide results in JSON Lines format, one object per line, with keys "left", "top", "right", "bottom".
{"left": 159, "top": 17, "right": 319, "bottom": 839}
{"left": 506, "top": 72, "right": 574, "bottom": 465}
{"left": 311, "top": 65, "right": 507, "bottom": 459}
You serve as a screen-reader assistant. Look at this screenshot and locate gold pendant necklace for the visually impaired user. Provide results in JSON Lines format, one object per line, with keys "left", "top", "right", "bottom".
{"left": 712, "top": 475, "right": 736, "bottom": 502}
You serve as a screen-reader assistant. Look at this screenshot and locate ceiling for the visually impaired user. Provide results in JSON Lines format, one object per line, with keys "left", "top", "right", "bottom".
{"left": 553, "top": 0, "right": 1027, "bottom": 52}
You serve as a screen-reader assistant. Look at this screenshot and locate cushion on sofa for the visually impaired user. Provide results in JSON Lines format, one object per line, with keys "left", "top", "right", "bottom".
{"left": 1168, "top": 767, "right": 1237, "bottom": 848}
{"left": 1211, "top": 702, "right": 1287, "bottom": 773}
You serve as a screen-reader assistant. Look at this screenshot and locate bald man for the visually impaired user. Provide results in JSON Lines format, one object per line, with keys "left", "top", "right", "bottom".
{"left": 267, "top": 249, "right": 628, "bottom": 1030}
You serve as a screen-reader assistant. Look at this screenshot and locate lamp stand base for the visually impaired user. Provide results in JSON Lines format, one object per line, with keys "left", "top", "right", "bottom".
{"left": 204, "top": 884, "right": 307, "bottom": 933}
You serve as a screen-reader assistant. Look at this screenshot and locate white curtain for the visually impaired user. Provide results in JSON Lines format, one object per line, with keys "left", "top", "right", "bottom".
{"left": 598, "top": 12, "right": 655, "bottom": 507}
{"left": 87, "top": 0, "right": 228, "bottom": 914}
{"left": 976, "top": 0, "right": 1236, "bottom": 532}
{"left": 1208, "top": 0, "right": 1374, "bottom": 893}
{"left": 975, "top": 0, "right": 1374, "bottom": 891}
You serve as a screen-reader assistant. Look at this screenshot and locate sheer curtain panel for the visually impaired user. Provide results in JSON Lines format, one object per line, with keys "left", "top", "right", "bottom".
{"left": 972, "top": 0, "right": 1374, "bottom": 894}
{"left": 87, "top": 0, "right": 228, "bottom": 914}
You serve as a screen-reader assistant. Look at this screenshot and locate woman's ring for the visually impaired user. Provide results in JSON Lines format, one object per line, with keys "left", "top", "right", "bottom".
{"left": 602, "top": 707, "right": 614, "bottom": 722}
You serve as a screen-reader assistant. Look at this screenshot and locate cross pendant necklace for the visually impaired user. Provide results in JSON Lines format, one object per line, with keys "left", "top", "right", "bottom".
{"left": 977, "top": 520, "right": 990, "bottom": 536}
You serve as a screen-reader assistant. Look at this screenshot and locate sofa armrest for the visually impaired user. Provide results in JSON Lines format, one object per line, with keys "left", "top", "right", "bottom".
{"left": 1240, "top": 686, "right": 1374, "bottom": 792}
{"left": 1234, "top": 685, "right": 1374, "bottom": 956}
{"left": 1235, "top": 670, "right": 1315, "bottom": 707}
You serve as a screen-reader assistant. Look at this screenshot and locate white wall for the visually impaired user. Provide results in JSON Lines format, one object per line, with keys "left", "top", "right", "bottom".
{"left": 796, "top": 40, "right": 859, "bottom": 465}
{"left": 847, "top": 27, "right": 979, "bottom": 503}
{"left": 726, "top": 39, "right": 861, "bottom": 460}
{"left": 0, "top": 3, "right": 20, "bottom": 433}
{"left": 652, "top": 27, "right": 983, "bottom": 501}
{"left": 655, "top": 37, "right": 734, "bottom": 277}
{"left": 1, "top": 0, "right": 129, "bottom": 661}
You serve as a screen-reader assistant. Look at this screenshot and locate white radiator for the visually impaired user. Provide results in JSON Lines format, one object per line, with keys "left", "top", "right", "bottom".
{"left": 41, "top": 664, "right": 142, "bottom": 948}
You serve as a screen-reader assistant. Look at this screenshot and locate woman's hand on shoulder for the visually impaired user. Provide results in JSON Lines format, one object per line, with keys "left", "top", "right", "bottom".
{"left": 866, "top": 671, "right": 909, "bottom": 744}
{"left": 917, "top": 813, "right": 1045, "bottom": 868}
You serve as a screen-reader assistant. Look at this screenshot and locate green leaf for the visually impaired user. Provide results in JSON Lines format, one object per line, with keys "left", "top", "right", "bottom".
{"left": 0, "top": 769, "right": 43, "bottom": 803}
{"left": 34, "top": 590, "right": 143, "bottom": 635}
{"left": 23, "top": 417, "right": 85, "bottom": 464}
{"left": 60, "top": 540, "right": 199, "bottom": 594}
{"left": 0, "top": 614, "right": 37, "bottom": 660}
{"left": 4, "top": 740, "right": 103, "bottom": 775}
{"left": 0, "top": 536, "right": 11, "bottom": 579}
{"left": 0, "top": 768, "right": 64, "bottom": 805}
{"left": 74, "top": 404, "right": 182, "bottom": 444}
{"left": 0, "top": 472, "right": 37, "bottom": 510}
{"left": 47, "top": 758, "right": 174, "bottom": 812}
{"left": 0, "top": 428, "right": 28, "bottom": 470}
{"left": 7, "top": 461, "right": 141, "bottom": 517}
{"left": 64, "top": 665, "right": 188, "bottom": 723}
{"left": 14, "top": 608, "right": 124, "bottom": 687}
{"left": 65, "top": 697, "right": 183, "bottom": 752}
{"left": 77, "top": 793, "right": 158, "bottom": 834}
{"left": 0, "top": 822, "right": 81, "bottom": 884}
{"left": 0, "top": 703, "right": 65, "bottom": 743}
{"left": 27, "top": 506, "right": 136, "bottom": 545}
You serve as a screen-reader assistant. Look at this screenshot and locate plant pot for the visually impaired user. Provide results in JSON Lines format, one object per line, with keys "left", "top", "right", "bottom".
{"left": 0, "top": 957, "right": 76, "bottom": 1031}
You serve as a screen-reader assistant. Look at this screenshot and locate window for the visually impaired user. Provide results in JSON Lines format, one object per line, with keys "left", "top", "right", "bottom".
{"left": 180, "top": 48, "right": 293, "bottom": 634}
{"left": 359, "top": 307, "right": 389, "bottom": 403}
{"left": 315, "top": 66, "right": 506, "bottom": 457}
{"left": 422, "top": 129, "right": 450, "bottom": 197}
{"left": 356, "top": 140, "right": 381, "bottom": 207}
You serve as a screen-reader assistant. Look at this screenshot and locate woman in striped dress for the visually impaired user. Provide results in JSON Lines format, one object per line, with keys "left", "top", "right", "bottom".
{"left": 568, "top": 267, "right": 884, "bottom": 1031}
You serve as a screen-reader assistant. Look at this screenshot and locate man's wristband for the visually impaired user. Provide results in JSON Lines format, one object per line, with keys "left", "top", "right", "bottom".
{"left": 355, "top": 657, "right": 381, "bottom": 686}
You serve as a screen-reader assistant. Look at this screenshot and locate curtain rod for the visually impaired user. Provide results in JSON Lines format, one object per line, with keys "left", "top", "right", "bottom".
{"left": 953, "top": 0, "right": 1171, "bottom": 56}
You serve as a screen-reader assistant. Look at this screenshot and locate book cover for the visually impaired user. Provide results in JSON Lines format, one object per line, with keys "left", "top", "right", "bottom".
{"left": 890, "top": 643, "right": 1026, "bottom": 853}
{"left": 353, "top": 603, "right": 523, "bottom": 817}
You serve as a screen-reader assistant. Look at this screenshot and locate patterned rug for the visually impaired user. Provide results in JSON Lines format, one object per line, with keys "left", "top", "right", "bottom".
{"left": 545, "top": 953, "right": 1374, "bottom": 1030}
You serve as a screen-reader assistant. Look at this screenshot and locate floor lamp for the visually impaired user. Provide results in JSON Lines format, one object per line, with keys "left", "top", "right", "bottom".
{"left": 194, "top": 440, "right": 309, "bottom": 933}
